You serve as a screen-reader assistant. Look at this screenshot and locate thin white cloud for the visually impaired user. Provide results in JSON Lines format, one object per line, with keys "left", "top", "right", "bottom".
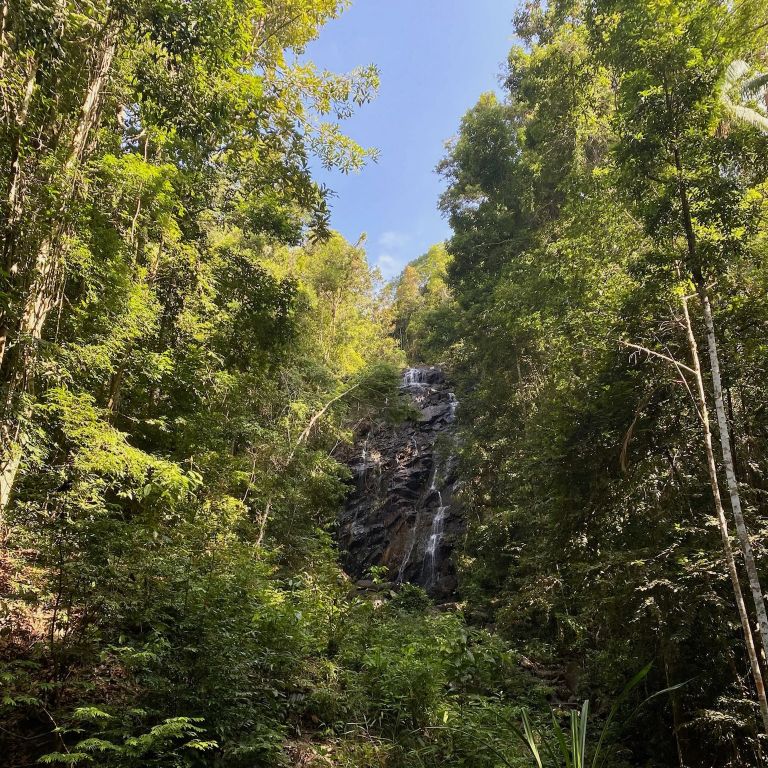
{"left": 374, "top": 252, "right": 406, "bottom": 280}
{"left": 378, "top": 230, "right": 409, "bottom": 250}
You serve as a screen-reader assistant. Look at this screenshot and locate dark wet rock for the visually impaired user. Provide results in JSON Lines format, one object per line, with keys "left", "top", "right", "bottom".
{"left": 337, "top": 366, "right": 462, "bottom": 599}
{"left": 418, "top": 403, "right": 452, "bottom": 423}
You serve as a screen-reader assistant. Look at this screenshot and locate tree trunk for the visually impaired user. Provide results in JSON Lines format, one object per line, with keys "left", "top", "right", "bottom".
{"left": 697, "top": 283, "right": 768, "bottom": 664}
{"left": 668, "top": 101, "right": 768, "bottom": 676}
{"left": 1, "top": 0, "right": 70, "bottom": 367}
{"left": 0, "top": 57, "right": 39, "bottom": 370}
{"left": 0, "top": 20, "right": 118, "bottom": 517}
{"left": 0, "top": 442, "right": 22, "bottom": 515}
{"left": 662, "top": 635, "right": 687, "bottom": 768}
{"left": 0, "top": 0, "right": 9, "bottom": 73}
{"left": 681, "top": 291, "right": 768, "bottom": 736}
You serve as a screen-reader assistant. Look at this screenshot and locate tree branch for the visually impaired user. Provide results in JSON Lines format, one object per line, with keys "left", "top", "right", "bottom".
{"left": 618, "top": 340, "right": 696, "bottom": 375}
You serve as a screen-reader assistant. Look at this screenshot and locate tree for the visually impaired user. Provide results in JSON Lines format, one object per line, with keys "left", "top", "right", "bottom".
{"left": 0, "top": 0, "right": 378, "bottom": 517}
{"left": 433, "top": 3, "right": 768, "bottom": 759}
{"left": 589, "top": 0, "right": 768, "bottom": 712}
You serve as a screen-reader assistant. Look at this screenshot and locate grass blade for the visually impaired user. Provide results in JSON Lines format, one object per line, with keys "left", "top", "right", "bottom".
{"left": 591, "top": 662, "right": 652, "bottom": 768}
{"left": 578, "top": 701, "right": 589, "bottom": 768}
{"left": 521, "top": 709, "right": 544, "bottom": 768}
{"left": 552, "top": 712, "right": 572, "bottom": 768}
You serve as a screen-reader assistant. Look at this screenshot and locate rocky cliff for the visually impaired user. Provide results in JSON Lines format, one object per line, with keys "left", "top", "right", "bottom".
{"left": 338, "top": 366, "right": 461, "bottom": 599}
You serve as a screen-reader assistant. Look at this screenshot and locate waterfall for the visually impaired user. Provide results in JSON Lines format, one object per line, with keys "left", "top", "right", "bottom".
{"left": 339, "top": 365, "right": 461, "bottom": 597}
{"left": 447, "top": 392, "right": 458, "bottom": 421}
{"left": 397, "top": 516, "right": 418, "bottom": 582}
{"left": 398, "top": 462, "right": 436, "bottom": 583}
{"left": 402, "top": 367, "right": 428, "bottom": 389}
{"left": 353, "top": 433, "right": 371, "bottom": 476}
{"left": 420, "top": 461, "right": 447, "bottom": 584}
{"left": 422, "top": 505, "right": 448, "bottom": 585}
{"left": 402, "top": 368, "right": 418, "bottom": 386}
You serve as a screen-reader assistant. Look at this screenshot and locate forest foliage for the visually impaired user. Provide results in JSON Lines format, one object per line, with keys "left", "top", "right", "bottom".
{"left": 6, "top": 0, "right": 768, "bottom": 766}
{"left": 415, "top": 0, "right": 768, "bottom": 765}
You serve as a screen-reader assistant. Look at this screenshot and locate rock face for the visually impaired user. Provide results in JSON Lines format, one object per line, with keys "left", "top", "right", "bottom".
{"left": 338, "top": 366, "right": 461, "bottom": 599}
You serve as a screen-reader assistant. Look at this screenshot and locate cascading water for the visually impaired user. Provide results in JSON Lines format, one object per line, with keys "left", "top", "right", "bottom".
{"left": 397, "top": 515, "right": 418, "bottom": 582}
{"left": 353, "top": 433, "right": 371, "bottom": 477}
{"left": 423, "top": 505, "right": 447, "bottom": 584}
{"left": 338, "top": 365, "right": 461, "bottom": 598}
{"left": 447, "top": 392, "right": 458, "bottom": 421}
{"left": 420, "top": 461, "right": 448, "bottom": 586}
{"left": 403, "top": 367, "right": 428, "bottom": 388}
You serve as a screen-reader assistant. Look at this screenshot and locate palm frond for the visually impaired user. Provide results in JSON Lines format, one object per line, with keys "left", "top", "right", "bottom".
{"left": 741, "top": 72, "right": 768, "bottom": 101}
{"left": 721, "top": 60, "right": 768, "bottom": 134}
{"left": 726, "top": 59, "right": 750, "bottom": 86}
{"left": 729, "top": 104, "right": 768, "bottom": 133}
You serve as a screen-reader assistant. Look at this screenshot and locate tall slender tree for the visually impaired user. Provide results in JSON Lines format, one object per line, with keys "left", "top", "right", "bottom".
{"left": 589, "top": 0, "right": 768, "bottom": 672}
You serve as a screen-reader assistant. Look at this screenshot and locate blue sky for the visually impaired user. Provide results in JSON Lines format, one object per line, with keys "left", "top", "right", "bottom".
{"left": 304, "top": 1, "right": 518, "bottom": 280}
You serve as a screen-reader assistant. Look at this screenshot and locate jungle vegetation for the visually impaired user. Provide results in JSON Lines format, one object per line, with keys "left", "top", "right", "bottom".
{"left": 4, "top": 0, "right": 768, "bottom": 766}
